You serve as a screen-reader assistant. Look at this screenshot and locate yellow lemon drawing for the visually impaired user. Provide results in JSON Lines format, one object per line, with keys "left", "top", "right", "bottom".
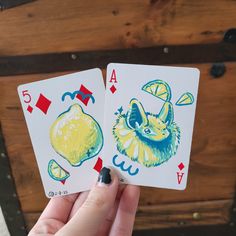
{"left": 48, "top": 159, "right": 70, "bottom": 182}
{"left": 50, "top": 104, "right": 103, "bottom": 166}
{"left": 176, "top": 92, "right": 194, "bottom": 106}
{"left": 142, "top": 80, "right": 171, "bottom": 102}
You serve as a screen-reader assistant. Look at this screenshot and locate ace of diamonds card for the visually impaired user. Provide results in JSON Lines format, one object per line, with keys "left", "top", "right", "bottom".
{"left": 102, "top": 63, "right": 200, "bottom": 190}
{"left": 18, "top": 69, "right": 104, "bottom": 198}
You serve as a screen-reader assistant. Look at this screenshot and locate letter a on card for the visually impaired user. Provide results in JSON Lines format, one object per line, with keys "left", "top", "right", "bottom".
{"left": 177, "top": 172, "right": 184, "bottom": 184}
{"left": 109, "top": 69, "right": 117, "bottom": 83}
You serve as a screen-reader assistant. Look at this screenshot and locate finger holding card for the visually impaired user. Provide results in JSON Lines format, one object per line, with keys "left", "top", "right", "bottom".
{"left": 18, "top": 69, "right": 105, "bottom": 198}
{"left": 102, "top": 63, "right": 200, "bottom": 190}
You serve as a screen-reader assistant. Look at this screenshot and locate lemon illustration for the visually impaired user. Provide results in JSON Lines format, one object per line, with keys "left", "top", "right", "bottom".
{"left": 50, "top": 104, "right": 103, "bottom": 166}
{"left": 48, "top": 159, "right": 70, "bottom": 181}
{"left": 176, "top": 92, "right": 194, "bottom": 106}
{"left": 142, "top": 80, "right": 171, "bottom": 102}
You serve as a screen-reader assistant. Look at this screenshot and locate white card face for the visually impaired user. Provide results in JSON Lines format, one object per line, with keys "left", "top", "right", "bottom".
{"left": 102, "top": 63, "right": 200, "bottom": 190}
{"left": 18, "top": 69, "right": 105, "bottom": 198}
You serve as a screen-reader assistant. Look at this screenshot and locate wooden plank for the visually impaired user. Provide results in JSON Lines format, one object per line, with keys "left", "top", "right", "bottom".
{"left": 23, "top": 199, "right": 233, "bottom": 231}
{"left": 0, "top": 43, "right": 236, "bottom": 76}
{"left": 133, "top": 225, "right": 236, "bottom": 236}
{"left": 0, "top": 62, "right": 236, "bottom": 213}
{"left": 0, "top": 0, "right": 236, "bottom": 56}
{"left": 135, "top": 199, "right": 233, "bottom": 230}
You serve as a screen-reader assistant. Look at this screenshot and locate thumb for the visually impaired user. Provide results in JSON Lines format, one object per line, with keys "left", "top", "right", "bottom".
{"left": 56, "top": 167, "right": 119, "bottom": 236}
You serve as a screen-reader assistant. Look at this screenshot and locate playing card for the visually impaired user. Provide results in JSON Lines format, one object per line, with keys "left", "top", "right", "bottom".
{"left": 102, "top": 63, "right": 200, "bottom": 190}
{"left": 18, "top": 69, "right": 105, "bottom": 198}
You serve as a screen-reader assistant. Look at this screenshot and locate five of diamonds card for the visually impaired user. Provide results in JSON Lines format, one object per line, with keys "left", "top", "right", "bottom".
{"left": 18, "top": 69, "right": 105, "bottom": 197}
{"left": 18, "top": 64, "right": 200, "bottom": 197}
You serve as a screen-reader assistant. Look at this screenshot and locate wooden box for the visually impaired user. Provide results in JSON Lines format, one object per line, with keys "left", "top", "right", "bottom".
{"left": 0, "top": 1, "right": 236, "bottom": 235}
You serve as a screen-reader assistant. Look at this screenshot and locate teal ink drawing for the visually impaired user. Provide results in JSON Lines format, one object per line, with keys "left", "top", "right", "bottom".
{"left": 61, "top": 90, "right": 95, "bottom": 104}
{"left": 113, "top": 79, "right": 181, "bottom": 167}
{"left": 50, "top": 104, "right": 103, "bottom": 167}
{"left": 113, "top": 99, "right": 180, "bottom": 167}
{"left": 61, "top": 84, "right": 95, "bottom": 106}
{"left": 112, "top": 154, "right": 139, "bottom": 176}
{"left": 48, "top": 159, "right": 70, "bottom": 184}
{"left": 176, "top": 92, "right": 194, "bottom": 106}
{"left": 142, "top": 80, "right": 172, "bottom": 102}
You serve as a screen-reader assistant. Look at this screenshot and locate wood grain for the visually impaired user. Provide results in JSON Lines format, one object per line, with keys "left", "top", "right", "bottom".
{"left": 0, "top": 0, "right": 236, "bottom": 56}
{"left": 0, "top": 62, "right": 236, "bottom": 214}
{"left": 23, "top": 199, "right": 233, "bottom": 231}
{"left": 1, "top": 43, "right": 236, "bottom": 76}
{"left": 135, "top": 199, "right": 233, "bottom": 230}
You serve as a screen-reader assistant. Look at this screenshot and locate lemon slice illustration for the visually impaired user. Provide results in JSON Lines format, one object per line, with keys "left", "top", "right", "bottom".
{"left": 176, "top": 92, "right": 194, "bottom": 106}
{"left": 48, "top": 159, "right": 70, "bottom": 182}
{"left": 142, "top": 80, "right": 171, "bottom": 102}
{"left": 50, "top": 104, "right": 103, "bottom": 166}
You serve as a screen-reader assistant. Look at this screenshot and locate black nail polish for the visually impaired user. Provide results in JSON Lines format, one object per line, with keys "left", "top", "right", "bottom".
{"left": 98, "top": 167, "right": 112, "bottom": 184}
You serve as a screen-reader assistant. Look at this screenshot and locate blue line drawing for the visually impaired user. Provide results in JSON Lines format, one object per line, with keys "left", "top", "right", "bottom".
{"left": 113, "top": 98, "right": 180, "bottom": 167}
{"left": 114, "top": 106, "right": 123, "bottom": 115}
{"left": 142, "top": 79, "right": 172, "bottom": 102}
{"left": 61, "top": 90, "right": 95, "bottom": 103}
{"left": 175, "top": 92, "right": 194, "bottom": 106}
{"left": 112, "top": 154, "right": 139, "bottom": 176}
{"left": 50, "top": 104, "right": 103, "bottom": 167}
{"left": 48, "top": 159, "right": 70, "bottom": 184}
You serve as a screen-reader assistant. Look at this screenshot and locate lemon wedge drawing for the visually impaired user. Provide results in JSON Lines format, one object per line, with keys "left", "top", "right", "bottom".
{"left": 48, "top": 159, "right": 70, "bottom": 182}
{"left": 176, "top": 92, "right": 194, "bottom": 106}
{"left": 50, "top": 104, "right": 103, "bottom": 166}
{"left": 142, "top": 80, "right": 171, "bottom": 102}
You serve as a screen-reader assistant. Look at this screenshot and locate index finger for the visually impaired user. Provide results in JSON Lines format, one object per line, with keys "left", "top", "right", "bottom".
{"left": 39, "top": 193, "right": 79, "bottom": 223}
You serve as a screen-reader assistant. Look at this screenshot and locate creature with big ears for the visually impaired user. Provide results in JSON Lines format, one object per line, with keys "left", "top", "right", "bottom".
{"left": 113, "top": 83, "right": 180, "bottom": 167}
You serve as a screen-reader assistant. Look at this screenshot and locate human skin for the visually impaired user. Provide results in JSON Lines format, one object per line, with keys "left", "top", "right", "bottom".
{"left": 29, "top": 168, "right": 140, "bottom": 236}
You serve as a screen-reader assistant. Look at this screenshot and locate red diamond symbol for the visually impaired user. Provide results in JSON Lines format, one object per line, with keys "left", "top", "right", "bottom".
{"left": 110, "top": 85, "right": 116, "bottom": 94}
{"left": 93, "top": 157, "right": 103, "bottom": 173}
{"left": 35, "top": 93, "right": 52, "bottom": 115}
{"left": 178, "top": 162, "right": 185, "bottom": 171}
{"left": 27, "top": 105, "right": 33, "bottom": 113}
{"left": 76, "top": 84, "right": 93, "bottom": 106}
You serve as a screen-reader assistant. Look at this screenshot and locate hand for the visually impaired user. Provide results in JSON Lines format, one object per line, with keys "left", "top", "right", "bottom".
{"left": 29, "top": 167, "right": 140, "bottom": 236}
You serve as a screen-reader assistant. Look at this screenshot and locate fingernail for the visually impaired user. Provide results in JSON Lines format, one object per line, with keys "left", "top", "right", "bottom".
{"left": 97, "top": 167, "right": 112, "bottom": 185}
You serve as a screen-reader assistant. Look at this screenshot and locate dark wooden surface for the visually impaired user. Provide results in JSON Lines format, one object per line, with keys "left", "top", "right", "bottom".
{"left": 24, "top": 199, "right": 234, "bottom": 231}
{"left": 0, "top": 0, "right": 236, "bottom": 234}
{"left": 133, "top": 224, "right": 236, "bottom": 236}
{"left": 0, "top": 0, "right": 236, "bottom": 56}
{"left": 0, "top": 62, "right": 236, "bottom": 231}
{"left": 0, "top": 43, "right": 236, "bottom": 76}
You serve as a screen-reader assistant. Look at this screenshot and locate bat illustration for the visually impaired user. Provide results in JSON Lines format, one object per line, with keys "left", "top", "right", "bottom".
{"left": 113, "top": 99, "right": 180, "bottom": 167}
